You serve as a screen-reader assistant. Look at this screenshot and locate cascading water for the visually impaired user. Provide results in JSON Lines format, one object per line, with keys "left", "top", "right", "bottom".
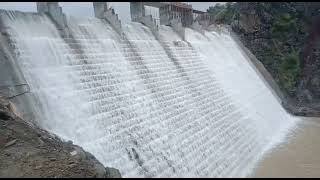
{"left": 0, "top": 10, "right": 298, "bottom": 177}
{"left": 184, "top": 27, "right": 299, "bottom": 176}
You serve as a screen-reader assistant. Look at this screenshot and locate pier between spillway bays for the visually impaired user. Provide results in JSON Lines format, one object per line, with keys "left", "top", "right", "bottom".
{"left": 35, "top": 2, "right": 210, "bottom": 40}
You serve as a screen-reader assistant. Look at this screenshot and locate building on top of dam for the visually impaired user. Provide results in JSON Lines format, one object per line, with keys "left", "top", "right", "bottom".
{"left": 192, "top": 9, "right": 211, "bottom": 28}
{"left": 130, "top": 2, "right": 211, "bottom": 38}
{"left": 159, "top": 2, "right": 193, "bottom": 26}
{"left": 136, "top": 2, "right": 210, "bottom": 28}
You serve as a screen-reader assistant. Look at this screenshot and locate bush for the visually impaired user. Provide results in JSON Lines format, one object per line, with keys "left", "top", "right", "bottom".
{"left": 279, "top": 50, "right": 300, "bottom": 94}
{"left": 271, "top": 13, "right": 298, "bottom": 40}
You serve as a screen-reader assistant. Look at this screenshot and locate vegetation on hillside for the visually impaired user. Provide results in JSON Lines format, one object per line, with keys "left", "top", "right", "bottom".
{"left": 206, "top": 2, "right": 317, "bottom": 99}
{"left": 279, "top": 50, "right": 300, "bottom": 94}
{"left": 207, "top": 2, "right": 236, "bottom": 25}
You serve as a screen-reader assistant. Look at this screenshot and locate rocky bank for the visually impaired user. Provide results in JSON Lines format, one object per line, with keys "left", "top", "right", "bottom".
{"left": 0, "top": 96, "right": 121, "bottom": 178}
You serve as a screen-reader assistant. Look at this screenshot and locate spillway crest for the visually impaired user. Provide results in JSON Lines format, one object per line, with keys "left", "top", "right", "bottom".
{"left": 0, "top": 10, "right": 298, "bottom": 177}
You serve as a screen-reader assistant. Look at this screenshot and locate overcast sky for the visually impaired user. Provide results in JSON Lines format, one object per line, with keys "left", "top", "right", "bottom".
{"left": 0, "top": 2, "right": 223, "bottom": 23}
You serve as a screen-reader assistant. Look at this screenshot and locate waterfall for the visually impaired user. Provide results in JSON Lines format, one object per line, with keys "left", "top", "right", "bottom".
{"left": 0, "top": 10, "right": 298, "bottom": 177}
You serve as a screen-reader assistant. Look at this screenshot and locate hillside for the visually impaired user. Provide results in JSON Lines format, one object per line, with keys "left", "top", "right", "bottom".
{"left": 208, "top": 2, "right": 320, "bottom": 116}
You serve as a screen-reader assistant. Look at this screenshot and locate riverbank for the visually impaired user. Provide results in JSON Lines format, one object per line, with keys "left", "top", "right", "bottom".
{"left": 251, "top": 117, "right": 320, "bottom": 177}
{"left": 0, "top": 96, "right": 121, "bottom": 178}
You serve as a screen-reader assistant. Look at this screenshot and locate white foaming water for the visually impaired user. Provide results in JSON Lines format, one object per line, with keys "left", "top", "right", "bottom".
{"left": 0, "top": 11, "right": 92, "bottom": 141}
{"left": 184, "top": 28, "right": 299, "bottom": 175}
{"left": 0, "top": 11, "right": 298, "bottom": 177}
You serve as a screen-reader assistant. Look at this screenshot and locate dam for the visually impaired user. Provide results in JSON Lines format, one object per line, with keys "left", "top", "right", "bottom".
{"left": 0, "top": 2, "right": 298, "bottom": 178}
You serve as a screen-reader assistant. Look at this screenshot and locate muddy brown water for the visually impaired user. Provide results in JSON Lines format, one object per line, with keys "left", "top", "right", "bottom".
{"left": 251, "top": 117, "right": 320, "bottom": 178}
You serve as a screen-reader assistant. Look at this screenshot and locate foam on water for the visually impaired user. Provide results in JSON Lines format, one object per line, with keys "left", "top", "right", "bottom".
{"left": 0, "top": 11, "right": 298, "bottom": 177}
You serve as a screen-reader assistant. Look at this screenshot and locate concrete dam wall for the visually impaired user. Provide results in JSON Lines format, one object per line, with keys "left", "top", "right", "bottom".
{"left": 0, "top": 9, "right": 298, "bottom": 177}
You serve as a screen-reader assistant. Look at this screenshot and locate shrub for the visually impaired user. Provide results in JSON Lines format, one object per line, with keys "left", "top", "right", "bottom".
{"left": 279, "top": 50, "right": 300, "bottom": 94}
{"left": 271, "top": 13, "right": 298, "bottom": 40}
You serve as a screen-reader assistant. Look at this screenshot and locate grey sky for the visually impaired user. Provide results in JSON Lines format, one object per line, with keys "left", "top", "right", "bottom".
{"left": 0, "top": 2, "right": 223, "bottom": 23}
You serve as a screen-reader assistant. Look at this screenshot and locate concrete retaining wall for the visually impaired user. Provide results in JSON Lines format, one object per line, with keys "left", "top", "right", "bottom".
{"left": 93, "top": 2, "right": 108, "bottom": 19}
{"left": 0, "top": 20, "right": 37, "bottom": 124}
{"left": 130, "top": 2, "right": 158, "bottom": 38}
{"left": 228, "top": 28, "right": 285, "bottom": 104}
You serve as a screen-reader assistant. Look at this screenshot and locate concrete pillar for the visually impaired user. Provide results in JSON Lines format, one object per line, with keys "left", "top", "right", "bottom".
{"left": 130, "top": 2, "right": 145, "bottom": 22}
{"left": 159, "top": 5, "right": 170, "bottom": 25}
{"left": 36, "top": 2, "right": 67, "bottom": 30}
{"left": 93, "top": 2, "right": 108, "bottom": 19}
{"left": 93, "top": 2, "right": 122, "bottom": 35}
{"left": 170, "top": 19, "right": 185, "bottom": 40}
{"left": 184, "top": 9, "right": 193, "bottom": 27}
{"left": 130, "top": 2, "right": 159, "bottom": 37}
{"left": 140, "top": 15, "right": 159, "bottom": 37}
{"left": 36, "top": 2, "right": 49, "bottom": 14}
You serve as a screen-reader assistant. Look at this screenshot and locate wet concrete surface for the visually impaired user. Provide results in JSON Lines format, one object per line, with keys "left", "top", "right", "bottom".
{"left": 252, "top": 117, "right": 320, "bottom": 178}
